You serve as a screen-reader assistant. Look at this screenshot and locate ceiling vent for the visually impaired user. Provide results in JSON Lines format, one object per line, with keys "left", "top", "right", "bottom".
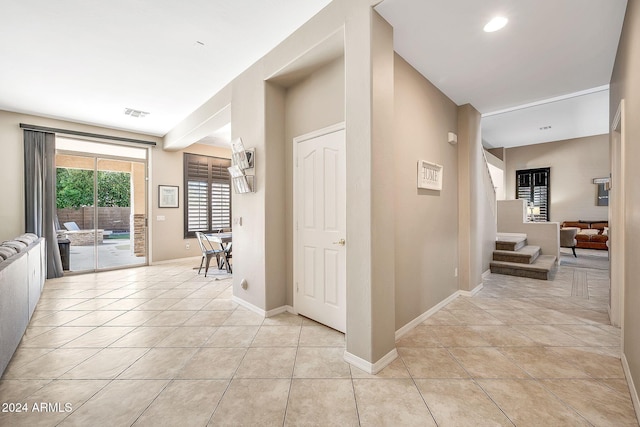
{"left": 124, "top": 108, "right": 149, "bottom": 118}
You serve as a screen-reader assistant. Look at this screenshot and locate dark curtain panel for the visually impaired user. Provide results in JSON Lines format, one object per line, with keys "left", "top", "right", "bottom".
{"left": 24, "top": 130, "right": 63, "bottom": 278}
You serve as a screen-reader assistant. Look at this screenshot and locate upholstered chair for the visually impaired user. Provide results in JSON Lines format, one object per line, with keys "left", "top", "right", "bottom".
{"left": 560, "top": 227, "right": 579, "bottom": 257}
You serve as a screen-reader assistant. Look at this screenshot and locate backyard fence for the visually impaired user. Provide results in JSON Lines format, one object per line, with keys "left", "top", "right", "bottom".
{"left": 57, "top": 207, "right": 131, "bottom": 231}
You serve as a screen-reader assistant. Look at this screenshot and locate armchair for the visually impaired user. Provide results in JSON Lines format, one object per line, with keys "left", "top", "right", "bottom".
{"left": 560, "top": 227, "right": 579, "bottom": 257}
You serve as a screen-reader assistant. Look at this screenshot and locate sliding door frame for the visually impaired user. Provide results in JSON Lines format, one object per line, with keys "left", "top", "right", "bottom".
{"left": 55, "top": 144, "right": 149, "bottom": 273}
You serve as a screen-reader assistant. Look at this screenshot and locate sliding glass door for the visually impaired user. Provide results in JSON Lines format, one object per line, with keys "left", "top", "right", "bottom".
{"left": 55, "top": 139, "right": 148, "bottom": 273}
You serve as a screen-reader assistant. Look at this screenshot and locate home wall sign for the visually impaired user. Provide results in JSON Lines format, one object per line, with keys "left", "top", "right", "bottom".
{"left": 417, "top": 160, "right": 443, "bottom": 191}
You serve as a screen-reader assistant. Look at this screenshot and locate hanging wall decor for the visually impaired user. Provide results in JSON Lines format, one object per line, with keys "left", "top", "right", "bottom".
{"left": 228, "top": 138, "right": 255, "bottom": 193}
{"left": 417, "top": 160, "right": 443, "bottom": 191}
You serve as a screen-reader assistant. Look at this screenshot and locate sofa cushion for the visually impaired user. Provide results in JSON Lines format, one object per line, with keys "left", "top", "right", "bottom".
{"left": 2, "top": 240, "right": 27, "bottom": 252}
{"left": 591, "top": 234, "right": 608, "bottom": 243}
{"left": 15, "top": 236, "right": 35, "bottom": 246}
{"left": 0, "top": 246, "right": 17, "bottom": 260}
{"left": 577, "top": 229, "right": 600, "bottom": 236}
{"left": 562, "top": 221, "right": 589, "bottom": 229}
{"left": 591, "top": 222, "right": 608, "bottom": 230}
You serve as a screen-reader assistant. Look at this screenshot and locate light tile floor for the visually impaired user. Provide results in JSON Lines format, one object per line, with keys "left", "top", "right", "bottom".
{"left": 0, "top": 258, "right": 637, "bottom": 426}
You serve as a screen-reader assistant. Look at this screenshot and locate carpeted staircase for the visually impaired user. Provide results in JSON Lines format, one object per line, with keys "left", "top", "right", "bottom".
{"left": 490, "top": 233, "right": 556, "bottom": 280}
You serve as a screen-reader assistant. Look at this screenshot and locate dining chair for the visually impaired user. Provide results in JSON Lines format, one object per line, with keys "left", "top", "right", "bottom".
{"left": 195, "top": 232, "right": 224, "bottom": 277}
{"left": 223, "top": 241, "right": 232, "bottom": 273}
{"left": 213, "top": 229, "right": 232, "bottom": 273}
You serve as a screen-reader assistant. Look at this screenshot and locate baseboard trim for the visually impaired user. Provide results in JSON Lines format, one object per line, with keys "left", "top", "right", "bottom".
{"left": 622, "top": 353, "right": 640, "bottom": 420}
{"left": 231, "top": 296, "right": 266, "bottom": 317}
{"left": 285, "top": 305, "right": 297, "bottom": 315}
{"left": 344, "top": 348, "right": 398, "bottom": 375}
{"left": 395, "top": 292, "right": 459, "bottom": 340}
{"left": 230, "top": 300, "right": 295, "bottom": 319}
{"left": 482, "top": 268, "right": 491, "bottom": 279}
{"left": 460, "top": 282, "right": 484, "bottom": 297}
{"left": 265, "top": 305, "right": 293, "bottom": 317}
{"left": 395, "top": 283, "right": 484, "bottom": 341}
{"left": 150, "top": 255, "right": 200, "bottom": 265}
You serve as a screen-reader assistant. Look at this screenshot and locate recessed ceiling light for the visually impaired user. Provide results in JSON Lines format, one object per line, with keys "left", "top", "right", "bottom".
{"left": 484, "top": 16, "right": 508, "bottom": 33}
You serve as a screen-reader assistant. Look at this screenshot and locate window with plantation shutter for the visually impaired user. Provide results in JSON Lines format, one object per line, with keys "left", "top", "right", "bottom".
{"left": 184, "top": 153, "right": 231, "bottom": 237}
{"left": 516, "top": 167, "right": 550, "bottom": 222}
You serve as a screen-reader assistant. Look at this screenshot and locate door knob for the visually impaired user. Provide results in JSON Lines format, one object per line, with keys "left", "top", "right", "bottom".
{"left": 333, "top": 239, "right": 346, "bottom": 246}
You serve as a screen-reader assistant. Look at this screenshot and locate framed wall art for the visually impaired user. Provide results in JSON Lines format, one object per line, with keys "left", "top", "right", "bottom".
{"left": 158, "top": 185, "right": 179, "bottom": 208}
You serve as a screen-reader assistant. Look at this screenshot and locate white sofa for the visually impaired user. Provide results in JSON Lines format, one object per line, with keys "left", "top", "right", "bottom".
{"left": 0, "top": 234, "right": 46, "bottom": 376}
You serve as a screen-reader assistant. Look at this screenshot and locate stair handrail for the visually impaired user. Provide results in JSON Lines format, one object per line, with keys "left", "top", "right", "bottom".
{"left": 481, "top": 148, "right": 497, "bottom": 218}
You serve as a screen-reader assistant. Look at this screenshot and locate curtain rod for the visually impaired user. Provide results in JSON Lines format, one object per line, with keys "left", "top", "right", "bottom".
{"left": 19, "top": 123, "right": 157, "bottom": 146}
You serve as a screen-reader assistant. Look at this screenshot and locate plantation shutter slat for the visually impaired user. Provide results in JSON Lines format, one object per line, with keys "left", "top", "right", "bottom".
{"left": 516, "top": 168, "right": 550, "bottom": 222}
{"left": 211, "top": 181, "right": 231, "bottom": 230}
{"left": 183, "top": 154, "right": 232, "bottom": 237}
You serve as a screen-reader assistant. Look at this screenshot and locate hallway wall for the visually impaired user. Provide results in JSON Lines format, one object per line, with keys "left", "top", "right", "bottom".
{"left": 163, "top": 0, "right": 398, "bottom": 368}
{"left": 393, "top": 54, "right": 459, "bottom": 330}
{"left": 505, "top": 134, "right": 609, "bottom": 223}
{"left": 283, "top": 56, "right": 345, "bottom": 307}
{"left": 610, "top": 0, "right": 640, "bottom": 410}
{"left": 458, "top": 104, "right": 497, "bottom": 292}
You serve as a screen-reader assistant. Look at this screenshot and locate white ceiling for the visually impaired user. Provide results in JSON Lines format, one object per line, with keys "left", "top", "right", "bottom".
{"left": 0, "top": 0, "right": 332, "bottom": 137}
{"left": 0, "top": 1, "right": 628, "bottom": 148}
{"left": 375, "top": 0, "right": 628, "bottom": 148}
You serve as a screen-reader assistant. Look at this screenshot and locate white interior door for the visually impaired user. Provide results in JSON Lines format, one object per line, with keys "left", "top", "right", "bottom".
{"left": 295, "top": 126, "right": 346, "bottom": 332}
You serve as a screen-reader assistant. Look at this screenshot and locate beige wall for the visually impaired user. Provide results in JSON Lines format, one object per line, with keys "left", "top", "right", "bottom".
{"left": 610, "top": 0, "right": 640, "bottom": 409}
{"left": 367, "top": 11, "right": 396, "bottom": 361}
{"left": 0, "top": 110, "right": 231, "bottom": 262}
{"left": 458, "top": 105, "right": 497, "bottom": 291}
{"left": 264, "top": 82, "right": 288, "bottom": 311}
{"left": 505, "top": 134, "right": 610, "bottom": 223}
{"left": 0, "top": 110, "right": 162, "bottom": 242}
{"left": 393, "top": 54, "right": 459, "bottom": 329}
{"left": 166, "top": 0, "right": 398, "bottom": 366}
{"left": 150, "top": 143, "right": 231, "bottom": 262}
{"left": 497, "top": 200, "right": 560, "bottom": 262}
{"left": 283, "top": 57, "right": 346, "bottom": 306}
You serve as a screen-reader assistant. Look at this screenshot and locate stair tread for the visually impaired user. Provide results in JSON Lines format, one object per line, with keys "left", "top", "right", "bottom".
{"left": 493, "top": 245, "right": 540, "bottom": 256}
{"left": 495, "top": 233, "right": 528, "bottom": 252}
{"left": 496, "top": 232, "right": 527, "bottom": 240}
{"left": 496, "top": 236, "right": 527, "bottom": 244}
{"left": 490, "top": 255, "right": 556, "bottom": 271}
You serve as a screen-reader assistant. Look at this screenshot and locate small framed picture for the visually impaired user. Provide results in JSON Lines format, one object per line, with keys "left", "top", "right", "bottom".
{"left": 158, "top": 185, "right": 179, "bottom": 208}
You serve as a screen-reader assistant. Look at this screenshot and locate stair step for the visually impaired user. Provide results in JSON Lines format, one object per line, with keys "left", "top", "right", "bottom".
{"left": 490, "top": 255, "right": 557, "bottom": 280}
{"left": 493, "top": 245, "right": 540, "bottom": 264}
{"left": 495, "top": 234, "right": 527, "bottom": 251}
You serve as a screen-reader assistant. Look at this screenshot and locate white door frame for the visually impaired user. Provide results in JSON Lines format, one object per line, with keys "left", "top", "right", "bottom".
{"left": 293, "top": 122, "right": 346, "bottom": 330}
{"left": 609, "top": 100, "right": 625, "bottom": 334}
